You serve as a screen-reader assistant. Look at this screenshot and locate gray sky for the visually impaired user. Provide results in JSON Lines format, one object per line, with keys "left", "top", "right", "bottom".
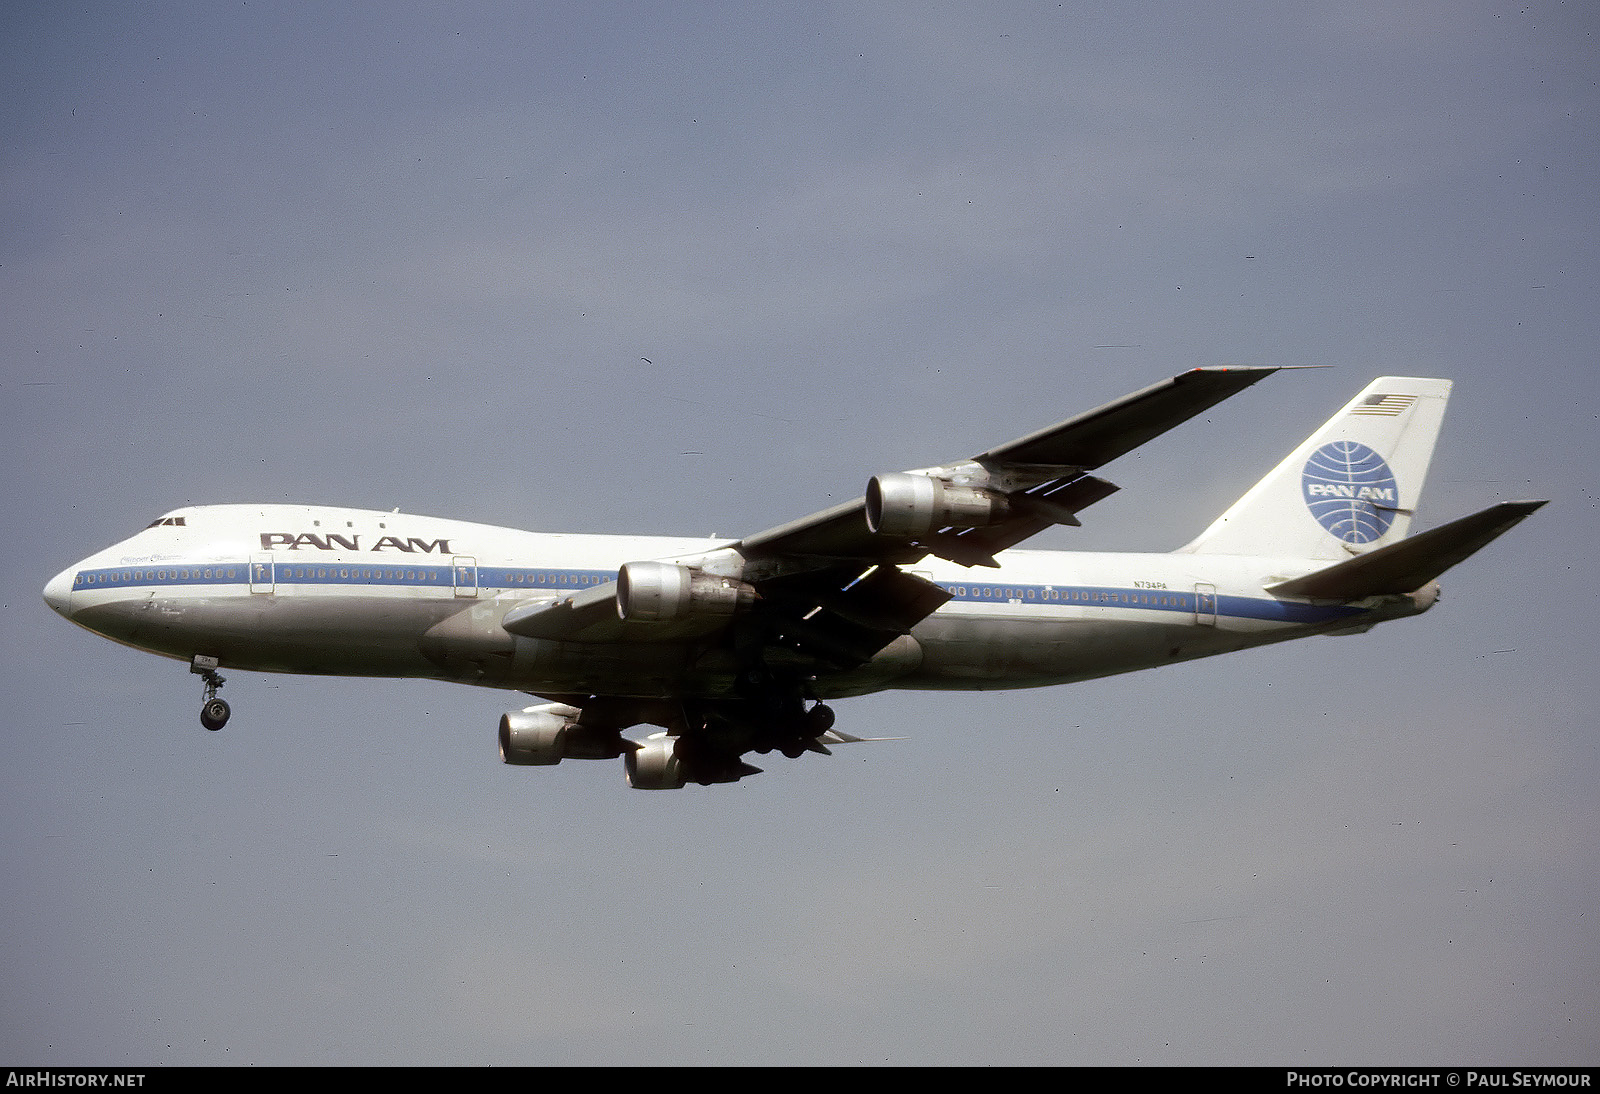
{"left": 3, "top": 1, "right": 1595, "bottom": 1066}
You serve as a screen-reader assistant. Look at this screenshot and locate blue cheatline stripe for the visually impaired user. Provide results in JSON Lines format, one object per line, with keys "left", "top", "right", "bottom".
{"left": 72, "top": 562, "right": 619, "bottom": 592}
{"left": 74, "top": 564, "right": 248, "bottom": 589}
{"left": 1215, "top": 592, "right": 1360, "bottom": 624}
{"left": 72, "top": 563, "right": 1362, "bottom": 625}
{"left": 938, "top": 582, "right": 1357, "bottom": 624}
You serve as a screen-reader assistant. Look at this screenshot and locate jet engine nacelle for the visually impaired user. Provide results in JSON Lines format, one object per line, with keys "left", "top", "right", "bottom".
{"left": 616, "top": 561, "right": 755, "bottom": 623}
{"left": 498, "top": 702, "right": 581, "bottom": 766}
{"left": 864, "top": 472, "right": 1011, "bottom": 538}
{"left": 624, "top": 735, "right": 688, "bottom": 789}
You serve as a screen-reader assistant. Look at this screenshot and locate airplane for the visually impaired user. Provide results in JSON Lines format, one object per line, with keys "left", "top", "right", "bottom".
{"left": 43, "top": 367, "right": 1544, "bottom": 789}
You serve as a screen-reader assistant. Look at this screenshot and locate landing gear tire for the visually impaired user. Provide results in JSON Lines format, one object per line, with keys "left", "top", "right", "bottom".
{"left": 201, "top": 697, "right": 231, "bottom": 732}
{"left": 191, "top": 655, "right": 229, "bottom": 731}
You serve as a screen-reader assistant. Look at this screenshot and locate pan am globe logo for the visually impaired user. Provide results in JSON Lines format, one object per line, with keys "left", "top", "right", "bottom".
{"left": 1301, "top": 441, "right": 1399, "bottom": 544}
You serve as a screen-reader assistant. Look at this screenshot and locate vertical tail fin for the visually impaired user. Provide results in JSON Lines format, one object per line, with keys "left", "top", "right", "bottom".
{"left": 1179, "top": 377, "right": 1452, "bottom": 560}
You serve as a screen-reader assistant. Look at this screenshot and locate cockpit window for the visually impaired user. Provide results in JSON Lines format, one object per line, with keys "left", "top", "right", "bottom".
{"left": 145, "top": 516, "right": 187, "bottom": 528}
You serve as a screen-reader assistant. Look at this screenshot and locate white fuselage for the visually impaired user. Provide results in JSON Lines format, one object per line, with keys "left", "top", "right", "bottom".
{"left": 44, "top": 503, "right": 1428, "bottom": 701}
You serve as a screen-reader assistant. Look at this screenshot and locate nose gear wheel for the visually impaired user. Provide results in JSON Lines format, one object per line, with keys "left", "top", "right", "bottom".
{"left": 191, "top": 655, "right": 230, "bottom": 731}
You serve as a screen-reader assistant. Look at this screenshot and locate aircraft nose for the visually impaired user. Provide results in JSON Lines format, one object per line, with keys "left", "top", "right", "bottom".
{"left": 43, "top": 566, "right": 77, "bottom": 616}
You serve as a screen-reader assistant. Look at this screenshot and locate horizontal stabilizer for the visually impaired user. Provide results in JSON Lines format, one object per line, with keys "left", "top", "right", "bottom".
{"left": 823, "top": 729, "right": 909, "bottom": 745}
{"left": 1268, "top": 500, "right": 1547, "bottom": 600}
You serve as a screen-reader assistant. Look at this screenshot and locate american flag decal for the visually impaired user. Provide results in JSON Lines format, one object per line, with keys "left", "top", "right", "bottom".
{"left": 1350, "top": 393, "right": 1416, "bottom": 416}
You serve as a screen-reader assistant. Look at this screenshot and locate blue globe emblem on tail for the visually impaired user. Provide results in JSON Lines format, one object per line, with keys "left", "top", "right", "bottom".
{"left": 1301, "top": 441, "right": 1399, "bottom": 544}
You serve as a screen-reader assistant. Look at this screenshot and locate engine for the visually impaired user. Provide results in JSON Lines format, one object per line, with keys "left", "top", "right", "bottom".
{"left": 623, "top": 734, "right": 766, "bottom": 789}
{"left": 624, "top": 735, "right": 688, "bottom": 789}
{"left": 615, "top": 560, "right": 755, "bottom": 623}
{"left": 864, "top": 472, "right": 1011, "bottom": 538}
{"left": 499, "top": 702, "right": 620, "bottom": 766}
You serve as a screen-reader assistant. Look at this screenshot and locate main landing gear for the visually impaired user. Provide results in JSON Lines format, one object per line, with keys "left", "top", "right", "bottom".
{"left": 190, "top": 654, "right": 230, "bottom": 731}
{"left": 731, "top": 666, "right": 836, "bottom": 759}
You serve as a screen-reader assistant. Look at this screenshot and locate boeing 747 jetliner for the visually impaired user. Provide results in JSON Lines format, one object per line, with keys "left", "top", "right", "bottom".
{"left": 43, "top": 368, "right": 1543, "bottom": 788}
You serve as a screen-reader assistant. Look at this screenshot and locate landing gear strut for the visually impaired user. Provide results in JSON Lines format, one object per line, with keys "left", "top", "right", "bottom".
{"left": 191, "top": 654, "right": 230, "bottom": 731}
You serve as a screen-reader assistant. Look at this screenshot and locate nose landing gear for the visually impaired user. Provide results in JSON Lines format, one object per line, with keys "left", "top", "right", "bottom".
{"left": 190, "top": 654, "right": 230, "bottom": 731}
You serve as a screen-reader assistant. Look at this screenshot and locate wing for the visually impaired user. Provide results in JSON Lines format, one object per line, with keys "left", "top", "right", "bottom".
{"left": 738, "top": 365, "right": 1280, "bottom": 568}
{"left": 724, "top": 366, "right": 1281, "bottom": 665}
{"left": 502, "top": 367, "right": 1280, "bottom": 665}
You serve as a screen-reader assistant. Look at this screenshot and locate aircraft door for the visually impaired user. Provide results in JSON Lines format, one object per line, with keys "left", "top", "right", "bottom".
{"left": 1194, "top": 583, "right": 1217, "bottom": 626}
{"left": 250, "top": 555, "right": 275, "bottom": 594}
{"left": 453, "top": 556, "right": 478, "bottom": 598}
